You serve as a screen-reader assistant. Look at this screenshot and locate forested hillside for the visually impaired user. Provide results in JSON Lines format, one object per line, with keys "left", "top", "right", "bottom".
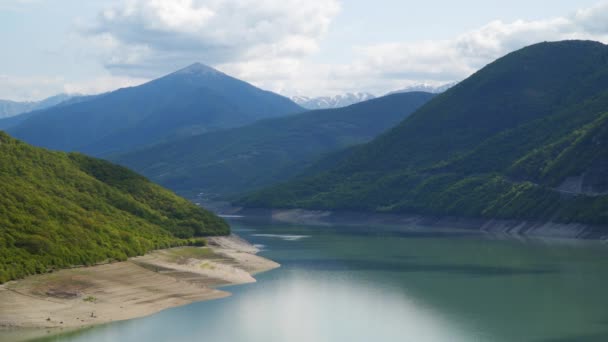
{"left": 0, "top": 132, "right": 228, "bottom": 283}
{"left": 114, "top": 92, "right": 434, "bottom": 196}
{"left": 240, "top": 41, "right": 608, "bottom": 225}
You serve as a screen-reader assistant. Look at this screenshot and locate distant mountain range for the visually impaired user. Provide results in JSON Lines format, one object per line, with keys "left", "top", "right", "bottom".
{"left": 114, "top": 92, "right": 434, "bottom": 197}
{"left": 240, "top": 40, "right": 608, "bottom": 226}
{"left": 387, "top": 82, "right": 457, "bottom": 96}
{"left": 7, "top": 63, "right": 303, "bottom": 156}
{"left": 0, "top": 94, "right": 102, "bottom": 131}
{"left": 292, "top": 93, "right": 376, "bottom": 109}
{"left": 292, "top": 83, "right": 455, "bottom": 109}
{"left": 0, "top": 94, "right": 76, "bottom": 119}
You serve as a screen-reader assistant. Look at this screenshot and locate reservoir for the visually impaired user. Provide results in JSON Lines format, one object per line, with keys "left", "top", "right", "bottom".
{"left": 46, "top": 218, "right": 608, "bottom": 342}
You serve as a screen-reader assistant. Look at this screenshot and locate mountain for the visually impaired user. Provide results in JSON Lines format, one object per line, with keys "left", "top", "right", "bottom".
{"left": 0, "top": 94, "right": 100, "bottom": 131}
{"left": 0, "top": 112, "right": 36, "bottom": 131}
{"left": 112, "top": 92, "right": 435, "bottom": 197}
{"left": 387, "top": 82, "right": 457, "bottom": 96}
{"left": 290, "top": 86, "right": 454, "bottom": 110}
{"left": 240, "top": 40, "right": 608, "bottom": 226}
{"left": 0, "top": 94, "right": 75, "bottom": 119}
{"left": 8, "top": 63, "right": 303, "bottom": 156}
{"left": 0, "top": 131, "right": 228, "bottom": 283}
{"left": 292, "top": 92, "right": 376, "bottom": 109}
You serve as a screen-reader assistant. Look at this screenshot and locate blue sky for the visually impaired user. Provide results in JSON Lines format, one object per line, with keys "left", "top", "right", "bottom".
{"left": 0, "top": 0, "right": 606, "bottom": 100}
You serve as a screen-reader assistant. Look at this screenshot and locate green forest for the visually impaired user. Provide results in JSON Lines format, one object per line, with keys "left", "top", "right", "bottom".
{"left": 0, "top": 132, "right": 229, "bottom": 283}
{"left": 240, "top": 41, "right": 608, "bottom": 225}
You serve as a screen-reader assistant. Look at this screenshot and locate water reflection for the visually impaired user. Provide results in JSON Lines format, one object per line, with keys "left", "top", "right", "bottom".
{"left": 283, "top": 258, "right": 557, "bottom": 276}
{"left": 224, "top": 271, "right": 474, "bottom": 342}
{"left": 38, "top": 220, "right": 608, "bottom": 342}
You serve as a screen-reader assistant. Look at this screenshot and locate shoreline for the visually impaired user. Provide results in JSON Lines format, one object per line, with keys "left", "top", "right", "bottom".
{"left": 0, "top": 235, "right": 279, "bottom": 341}
{"left": 230, "top": 207, "right": 608, "bottom": 241}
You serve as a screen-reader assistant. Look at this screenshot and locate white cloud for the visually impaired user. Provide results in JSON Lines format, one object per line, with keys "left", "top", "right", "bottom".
{"left": 0, "top": 75, "right": 65, "bottom": 101}
{"left": 78, "top": 1, "right": 608, "bottom": 97}
{"left": 227, "top": 1, "right": 608, "bottom": 97}
{"left": 62, "top": 75, "right": 148, "bottom": 96}
{"left": 0, "top": 0, "right": 41, "bottom": 11}
{"left": 7, "top": 1, "right": 608, "bottom": 100}
{"left": 84, "top": 0, "right": 341, "bottom": 77}
{"left": 0, "top": 73, "right": 147, "bottom": 102}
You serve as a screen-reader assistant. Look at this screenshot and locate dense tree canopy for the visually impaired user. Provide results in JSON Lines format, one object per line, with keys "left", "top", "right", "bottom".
{"left": 0, "top": 132, "right": 228, "bottom": 283}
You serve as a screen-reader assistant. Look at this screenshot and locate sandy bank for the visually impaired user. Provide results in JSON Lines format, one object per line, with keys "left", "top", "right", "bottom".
{"left": 0, "top": 235, "right": 279, "bottom": 341}
{"left": 235, "top": 208, "right": 608, "bottom": 240}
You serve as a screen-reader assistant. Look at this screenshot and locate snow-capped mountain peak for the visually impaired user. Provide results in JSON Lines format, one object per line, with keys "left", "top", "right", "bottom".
{"left": 292, "top": 92, "right": 376, "bottom": 110}
{"left": 386, "top": 82, "right": 458, "bottom": 96}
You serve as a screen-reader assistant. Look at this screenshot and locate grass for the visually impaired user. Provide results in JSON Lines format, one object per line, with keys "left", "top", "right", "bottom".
{"left": 199, "top": 262, "right": 216, "bottom": 270}
{"left": 164, "top": 247, "right": 219, "bottom": 262}
{"left": 83, "top": 296, "right": 97, "bottom": 303}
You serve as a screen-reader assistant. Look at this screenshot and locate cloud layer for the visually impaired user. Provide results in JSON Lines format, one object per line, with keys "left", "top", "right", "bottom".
{"left": 0, "top": 74, "right": 65, "bottom": 101}
{"left": 300, "top": 1, "right": 608, "bottom": 96}
{"left": 81, "top": 1, "right": 608, "bottom": 97}
{"left": 85, "top": 0, "right": 340, "bottom": 77}
{"left": 6, "top": 1, "right": 608, "bottom": 100}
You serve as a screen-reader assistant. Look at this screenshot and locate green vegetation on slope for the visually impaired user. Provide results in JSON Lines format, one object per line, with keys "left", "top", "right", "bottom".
{"left": 240, "top": 41, "right": 608, "bottom": 225}
{"left": 113, "top": 92, "right": 434, "bottom": 197}
{"left": 0, "top": 132, "right": 228, "bottom": 283}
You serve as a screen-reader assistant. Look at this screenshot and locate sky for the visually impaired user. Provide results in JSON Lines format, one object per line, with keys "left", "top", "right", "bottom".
{"left": 1, "top": 0, "right": 607, "bottom": 101}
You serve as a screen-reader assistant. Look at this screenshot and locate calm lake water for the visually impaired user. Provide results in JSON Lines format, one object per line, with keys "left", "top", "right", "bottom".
{"left": 44, "top": 218, "right": 608, "bottom": 342}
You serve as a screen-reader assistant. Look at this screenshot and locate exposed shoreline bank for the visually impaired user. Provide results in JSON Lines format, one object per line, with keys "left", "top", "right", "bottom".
{"left": 0, "top": 235, "right": 279, "bottom": 341}
{"left": 231, "top": 207, "right": 608, "bottom": 241}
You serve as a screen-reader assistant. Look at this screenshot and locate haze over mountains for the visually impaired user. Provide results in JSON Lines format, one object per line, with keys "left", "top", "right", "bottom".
{"left": 7, "top": 63, "right": 302, "bottom": 156}
{"left": 292, "top": 83, "right": 454, "bottom": 110}
{"left": 387, "top": 82, "right": 457, "bottom": 96}
{"left": 2, "top": 40, "right": 607, "bottom": 229}
{"left": 114, "top": 92, "right": 434, "bottom": 196}
{"left": 4, "top": 39, "right": 608, "bottom": 285}
{"left": 292, "top": 93, "right": 376, "bottom": 109}
{"left": 0, "top": 94, "right": 76, "bottom": 119}
{"left": 241, "top": 40, "right": 608, "bottom": 226}
{"left": 7, "top": 0, "right": 608, "bottom": 337}
{"left": 0, "top": 94, "right": 102, "bottom": 131}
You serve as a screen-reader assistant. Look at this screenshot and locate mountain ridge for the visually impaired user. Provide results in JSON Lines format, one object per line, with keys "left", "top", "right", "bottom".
{"left": 386, "top": 82, "right": 457, "bottom": 96}
{"left": 292, "top": 92, "right": 376, "bottom": 109}
{"left": 113, "top": 92, "right": 435, "bottom": 197}
{"left": 292, "top": 83, "right": 455, "bottom": 110}
{"left": 8, "top": 63, "right": 303, "bottom": 156}
{"left": 239, "top": 40, "right": 608, "bottom": 226}
{"left": 0, "top": 94, "right": 77, "bottom": 119}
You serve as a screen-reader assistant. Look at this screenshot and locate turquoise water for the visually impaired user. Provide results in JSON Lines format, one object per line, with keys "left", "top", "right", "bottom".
{"left": 44, "top": 219, "right": 608, "bottom": 342}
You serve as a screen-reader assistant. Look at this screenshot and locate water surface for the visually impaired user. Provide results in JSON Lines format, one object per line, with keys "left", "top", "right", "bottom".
{"left": 44, "top": 219, "right": 608, "bottom": 342}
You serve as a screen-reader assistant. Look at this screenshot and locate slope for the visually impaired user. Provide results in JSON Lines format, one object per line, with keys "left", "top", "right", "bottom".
{"left": 292, "top": 92, "right": 376, "bottom": 109}
{"left": 0, "top": 94, "right": 75, "bottom": 119}
{"left": 8, "top": 63, "right": 302, "bottom": 156}
{"left": 240, "top": 40, "right": 608, "bottom": 225}
{"left": 0, "top": 132, "right": 228, "bottom": 283}
{"left": 0, "top": 94, "right": 100, "bottom": 131}
{"left": 113, "top": 92, "right": 434, "bottom": 196}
